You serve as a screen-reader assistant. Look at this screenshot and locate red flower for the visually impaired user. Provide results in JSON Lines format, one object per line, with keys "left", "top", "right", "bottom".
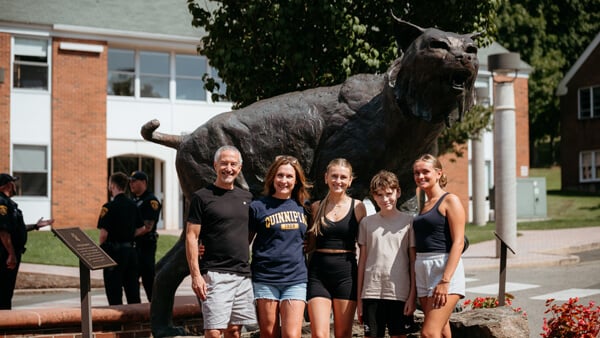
{"left": 540, "top": 297, "right": 600, "bottom": 338}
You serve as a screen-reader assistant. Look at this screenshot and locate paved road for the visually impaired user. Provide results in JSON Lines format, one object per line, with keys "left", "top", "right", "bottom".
{"left": 14, "top": 251, "right": 600, "bottom": 338}
{"left": 464, "top": 249, "right": 600, "bottom": 338}
{"left": 12, "top": 227, "right": 600, "bottom": 338}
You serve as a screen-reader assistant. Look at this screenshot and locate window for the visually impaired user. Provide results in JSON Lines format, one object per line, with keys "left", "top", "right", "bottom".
{"left": 580, "top": 150, "right": 600, "bottom": 182}
{"left": 12, "top": 145, "right": 48, "bottom": 196}
{"left": 578, "top": 86, "right": 600, "bottom": 119}
{"left": 176, "top": 54, "right": 206, "bottom": 101}
{"left": 140, "top": 51, "right": 170, "bottom": 98}
{"left": 108, "top": 156, "right": 157, "bottom": 195}
{"left": 13, "top": 38, "right": 49, "bottom": 90}
{"left": 107, "top": 48, "right": 228, "bottom": 102}
{"left": 210, "top": 66, "right": 228, "bottom": 100}
{"left": 107, "top": 49, "right": 134, "bottom": 96}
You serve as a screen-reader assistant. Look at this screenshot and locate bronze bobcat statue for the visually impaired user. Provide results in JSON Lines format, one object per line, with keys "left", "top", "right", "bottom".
{"left": 145, "top": 19, "right": 479, "bottom": 337}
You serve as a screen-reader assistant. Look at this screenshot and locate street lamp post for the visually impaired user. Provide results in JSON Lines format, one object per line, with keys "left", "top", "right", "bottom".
{"left": 488, "top": 52, "right": 521, "bottom": 306}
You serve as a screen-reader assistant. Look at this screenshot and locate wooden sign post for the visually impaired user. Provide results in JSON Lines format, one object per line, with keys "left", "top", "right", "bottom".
{"left": 52, "top": 227, "right": 117, "bottom": 338}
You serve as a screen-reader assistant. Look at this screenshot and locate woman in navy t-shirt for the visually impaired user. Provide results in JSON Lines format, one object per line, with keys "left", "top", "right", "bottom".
{"left": 249, "top": 155, "right": 311, "bottom": 338}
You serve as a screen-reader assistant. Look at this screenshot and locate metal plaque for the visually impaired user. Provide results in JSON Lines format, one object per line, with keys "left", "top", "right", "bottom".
{"left": 52, "top": 227, "right": 117, "bottom": 270}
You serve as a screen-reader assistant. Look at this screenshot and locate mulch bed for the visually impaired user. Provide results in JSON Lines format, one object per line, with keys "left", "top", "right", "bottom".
{"left": 16, "top": 272, "right": 104, "bottom": 289}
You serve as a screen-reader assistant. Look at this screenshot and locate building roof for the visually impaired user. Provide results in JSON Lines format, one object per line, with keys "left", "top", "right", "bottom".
{"left": 556, "top": 31, "right": 600, "bottom": 96}
{"left": 0, "top": 0, "right": 207, "bottom": 38}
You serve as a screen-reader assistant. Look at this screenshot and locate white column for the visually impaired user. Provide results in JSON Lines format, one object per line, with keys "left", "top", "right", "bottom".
{"left": 472, "top": 132, "right": 487, "bottom": 226}
{"left": 493, "top": 82, "right": 518, "bottom": 256}
{"left": 164, "top": 150, "right": 182, "bottom": 231}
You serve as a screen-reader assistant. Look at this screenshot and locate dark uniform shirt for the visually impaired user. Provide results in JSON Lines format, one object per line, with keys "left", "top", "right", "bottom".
{"left": 0, "top": 192, "right": 27, "bottom": 256}
{"left": 133, "top": 190, "right": 161, "bottom": 242}
{"left": 97, "top": 192, "right": 144, "bottom": 305}
{"left": 97, "top": 193, "right": 143, "bottom": 243}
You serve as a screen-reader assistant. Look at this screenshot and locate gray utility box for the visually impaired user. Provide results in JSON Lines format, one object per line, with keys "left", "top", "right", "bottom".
{"left": 517, "top": 177, "right": 547, "bottom": 219}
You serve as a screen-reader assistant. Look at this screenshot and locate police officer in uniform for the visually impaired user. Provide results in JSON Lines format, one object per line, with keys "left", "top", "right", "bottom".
{"left": 98, "top": 172, "right": 149, "bottom": 305}
{"left": 0, "top": 173, "right": 53, "bottom": 309}
{"left": 129, "top": 171, "right": 162, "bottom": 302}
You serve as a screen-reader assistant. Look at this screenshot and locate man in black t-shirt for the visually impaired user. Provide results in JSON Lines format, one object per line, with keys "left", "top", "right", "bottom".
{"left": 185, "top": 145, "right": 256, "bottom": 338}
{"left": 129, "top": 171, "right": 162, "bottom": 302}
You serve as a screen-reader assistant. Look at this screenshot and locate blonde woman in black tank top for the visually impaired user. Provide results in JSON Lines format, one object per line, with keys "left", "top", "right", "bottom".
{"left": 412, "top": 154, "right": 466, "bottom": 338}
{"left": 306, "top": 158, "right": 367, "bottom": 338}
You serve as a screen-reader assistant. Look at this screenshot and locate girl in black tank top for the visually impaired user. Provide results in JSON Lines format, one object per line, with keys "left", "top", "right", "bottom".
{"left": 315, "top": 199, "right": 360, "bottom": 251}
{"left": 306, "top": 159, "right": 367, "bottom": 338}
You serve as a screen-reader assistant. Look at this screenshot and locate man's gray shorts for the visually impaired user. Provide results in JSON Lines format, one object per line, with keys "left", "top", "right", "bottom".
{"left": 201, "top": 271, "right": 257, "bottom": 330}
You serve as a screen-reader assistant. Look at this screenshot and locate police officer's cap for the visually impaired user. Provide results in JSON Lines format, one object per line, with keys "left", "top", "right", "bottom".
{"left": 130, "top": 171, "right": 148, "bottom": 181}
{"left": 0, "top": 173, "right": 19, "bottom": 186}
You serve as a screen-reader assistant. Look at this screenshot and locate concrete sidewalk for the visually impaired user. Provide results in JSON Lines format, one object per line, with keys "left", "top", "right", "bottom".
{"left": 18, "top": 226, "right": 600, "bottom": 280}
{"left": 462, "top": 226, "right": 600, "bottom": 271}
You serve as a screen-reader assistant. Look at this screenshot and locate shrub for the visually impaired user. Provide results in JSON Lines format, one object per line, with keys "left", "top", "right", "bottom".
{"left": 541, "top": 297, "right": 600, "bottom": 338}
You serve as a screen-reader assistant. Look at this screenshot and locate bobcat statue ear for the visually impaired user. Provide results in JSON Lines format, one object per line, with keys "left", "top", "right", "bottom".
{"left": 469, "top": 31, "right": 483, "bottom": 42}
{"left": 391, "top": 12, "right": 425, "bottom": 53}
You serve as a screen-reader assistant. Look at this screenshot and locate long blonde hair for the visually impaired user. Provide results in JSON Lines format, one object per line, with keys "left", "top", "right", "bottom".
{"left": 309, "top": 158, "right": 354, "bottom": 236}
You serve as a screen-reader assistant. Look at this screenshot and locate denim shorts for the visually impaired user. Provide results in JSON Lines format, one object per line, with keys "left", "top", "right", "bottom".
{"left": 253, "top": 281, "right": 307, "bottom": 302}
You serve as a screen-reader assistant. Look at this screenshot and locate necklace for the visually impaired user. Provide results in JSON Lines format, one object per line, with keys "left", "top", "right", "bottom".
{"left": 331, "top": 204, "right": 342, "bottom": 217}
{"left": 330, "top": 197, "right": 349, "bottom": 218}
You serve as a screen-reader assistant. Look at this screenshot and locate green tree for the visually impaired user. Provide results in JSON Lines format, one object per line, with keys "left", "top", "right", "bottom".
{"left": 495, "top": 0, "right": 600, "bottom": 166}
{"left": 187, "top": 0, "right": 499, "bottom": 108}
{"left": 438, "top": 104, "right": 494, "bottom": 157}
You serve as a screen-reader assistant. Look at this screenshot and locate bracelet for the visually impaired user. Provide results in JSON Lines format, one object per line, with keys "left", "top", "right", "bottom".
{"left": 439, "top": 278, "right": 450, "bottom": 284}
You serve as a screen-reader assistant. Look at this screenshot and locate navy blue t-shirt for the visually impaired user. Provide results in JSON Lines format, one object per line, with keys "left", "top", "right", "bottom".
{"left": 249, "top": 196, "right": 308, "bottom": 284}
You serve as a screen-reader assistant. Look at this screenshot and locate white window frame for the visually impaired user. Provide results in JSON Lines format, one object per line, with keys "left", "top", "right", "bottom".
{"left": 579, "top": 150, "right": 600, "bottom": 182}
{"left": 175, "top": 54, "right": 207, "bottom": 101}
{"left": 578, "top": 86, "right": 600, "bottom": 119}
{"left": 12, "top": 144, "right": 50, "bottom": 197}
{"left": 12, "top": 37, "right": 51, "bottom": 91}
{"left": 139, "top": 51, "right": 171, "bottom": 99}
{"left": 107, "top": 48, "right": 135, "bottom": 96}
{"left": 107, "top": 48, "right": 228, "bottom": 103}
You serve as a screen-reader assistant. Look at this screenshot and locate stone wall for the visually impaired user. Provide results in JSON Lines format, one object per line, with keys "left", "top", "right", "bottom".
{"left": 0, "top": 296, "right": 202, "bottom": 338}
{"left": 0, "top": 301, "right": 528, "bottom": 338}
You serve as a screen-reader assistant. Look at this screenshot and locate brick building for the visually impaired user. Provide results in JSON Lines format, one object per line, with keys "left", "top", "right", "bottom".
{"left": 0, "top": 0, "right": 530, "bottom": 230}
{"left": 557, "top": 31, "right": 600, "bottom": 193}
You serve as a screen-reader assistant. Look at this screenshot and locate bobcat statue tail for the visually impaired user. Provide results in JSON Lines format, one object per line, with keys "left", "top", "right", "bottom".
{"left": 141, "top": 119, "right": 184, "bottom": 149}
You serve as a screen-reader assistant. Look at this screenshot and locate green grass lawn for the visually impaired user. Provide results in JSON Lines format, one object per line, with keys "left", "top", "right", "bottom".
{"left": 22, "top": 166, "right": 599, "bottom": 266}
{"left": 466, "top": 166, "right": 600, "bottom": 243}
{"left": 24, "top": 229, "right": 180, "bottom": 267}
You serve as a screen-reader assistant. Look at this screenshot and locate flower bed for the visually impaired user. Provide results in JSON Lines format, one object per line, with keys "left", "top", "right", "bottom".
{"left": 541, "top": 297, "right": 600, "bottom": 338}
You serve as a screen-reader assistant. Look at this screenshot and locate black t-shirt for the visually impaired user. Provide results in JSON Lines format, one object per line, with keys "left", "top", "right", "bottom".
{"left": 97, "top": 193, "right": 144, "bottom": 243}
{"left": 187, "top": 184, "right": 252, "bottom": 276}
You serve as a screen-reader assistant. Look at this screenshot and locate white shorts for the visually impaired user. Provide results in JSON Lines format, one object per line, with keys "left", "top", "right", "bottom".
{"left": 201, "top": 271, "right": 257, "bottom": 330}
{"left": 415, "top": 252, "right": 465, "bottom": 298}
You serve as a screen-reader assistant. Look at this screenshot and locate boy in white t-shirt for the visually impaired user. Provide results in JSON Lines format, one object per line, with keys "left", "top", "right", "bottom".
{"left": 357, "top": 170, "right": 417, "bottom": 338}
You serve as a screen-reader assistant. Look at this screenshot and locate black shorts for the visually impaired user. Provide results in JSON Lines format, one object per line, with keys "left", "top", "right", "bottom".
{"left": 362, "top": 299, "right": 416, "bottom": 337}
{"left": 307, "top": 252, "right": 357, "bottom": 300}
